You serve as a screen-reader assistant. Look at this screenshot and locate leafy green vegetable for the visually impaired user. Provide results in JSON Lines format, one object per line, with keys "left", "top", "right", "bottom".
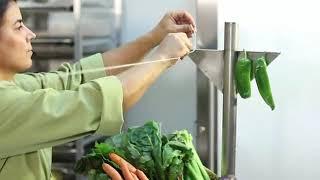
{"left": 166, "top": 130, "right": 210, "bottom": 180}
{"left": 74, "top": 120, "right": 218, "bottom": 180}
{"left": 88, "top": 169, "right": 110, "bottom": 180}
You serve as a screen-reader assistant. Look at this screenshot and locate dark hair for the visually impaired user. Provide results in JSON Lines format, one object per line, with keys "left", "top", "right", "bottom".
{"left": 0, "top": 0, "right": 16, "bottom": 25}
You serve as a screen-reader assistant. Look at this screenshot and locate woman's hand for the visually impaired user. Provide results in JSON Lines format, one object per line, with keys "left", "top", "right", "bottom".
{"left": 151, "top": 32, "right": 192, "bottom": 67}
{"left": 151, "top": 10, "right": 196, "bottom": 45}
{"left": 102, "top": 153, "right": 149, "bottom": 180}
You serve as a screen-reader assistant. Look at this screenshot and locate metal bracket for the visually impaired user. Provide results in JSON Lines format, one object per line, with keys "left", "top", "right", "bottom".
{"left": 188, "top": 49, "right": 280, "bottom": 91}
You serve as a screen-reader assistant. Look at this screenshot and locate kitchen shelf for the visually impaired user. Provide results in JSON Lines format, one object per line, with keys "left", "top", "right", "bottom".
{"left": 32, "top": 36, "right": 115, "bottom": 59}
{"left": 18, "top": 1, "right": 73, "bottom": 12}
{"left": 32, "top": 37, "right": 73, "bottom": 45}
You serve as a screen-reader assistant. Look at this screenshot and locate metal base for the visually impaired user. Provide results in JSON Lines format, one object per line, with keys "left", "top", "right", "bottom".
{"left": 220, "top": 175, "right": 237, "bottom": 180}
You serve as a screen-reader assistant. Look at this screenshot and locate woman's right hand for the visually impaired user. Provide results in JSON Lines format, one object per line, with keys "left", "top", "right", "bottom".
{"left": 152, "top": 32, "right": 192, "bottom": 67}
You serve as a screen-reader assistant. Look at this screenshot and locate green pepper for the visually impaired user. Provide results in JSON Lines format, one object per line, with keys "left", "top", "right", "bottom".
{"left": 235, "top": 51, "right": 252, "bottom": 98}
{"left": 255, "top": 56, "right": 275, "bottom": 110}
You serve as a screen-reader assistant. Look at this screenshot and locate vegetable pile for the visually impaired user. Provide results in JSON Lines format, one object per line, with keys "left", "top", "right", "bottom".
{"left": 235, "top": 51, "right": 275, "bottom": 110}
{"left": 74, "top": 121, "right": 218, "bottom": 180}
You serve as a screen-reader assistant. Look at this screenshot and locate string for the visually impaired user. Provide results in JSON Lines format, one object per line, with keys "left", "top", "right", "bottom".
{"left": 67, "top": 57, "right": 181, "bottom": 76}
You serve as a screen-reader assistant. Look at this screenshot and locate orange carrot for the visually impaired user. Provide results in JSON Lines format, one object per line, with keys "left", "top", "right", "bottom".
{"left": 119, "top": 159, "right": 134, "bottom": 180}
{"left": 136, "top": 169, "right": 149, "bottom": 180}
{"left": 131, "top": 172, "right": 139, "bottom": 180}
{"left": 109, "top": 153, "right": 136, "bottom": 173}
{"left": 101, "top": 163, "right": 123, "bottom": 180}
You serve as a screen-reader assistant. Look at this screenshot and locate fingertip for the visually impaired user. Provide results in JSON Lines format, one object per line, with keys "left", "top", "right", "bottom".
{"left": 193, "top": 26, "right": 197, "bottom": 32}
{"left": 188, "top": 24, "right": 195, "bottom": 33}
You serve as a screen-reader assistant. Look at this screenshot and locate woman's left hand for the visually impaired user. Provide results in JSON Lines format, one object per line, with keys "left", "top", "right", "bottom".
{"left": 151, "top": 10, "right": 196, "bottom": 43}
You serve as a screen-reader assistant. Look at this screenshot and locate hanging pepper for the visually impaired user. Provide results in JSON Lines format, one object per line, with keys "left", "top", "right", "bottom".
{"left": 255, "top": 56, "right": 275, "bottom": 110}
{"left": 235, "top": 51, "right": 252, "bottom": 98}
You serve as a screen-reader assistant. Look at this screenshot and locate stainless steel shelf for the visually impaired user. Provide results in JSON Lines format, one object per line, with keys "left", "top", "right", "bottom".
{"left": 18, "top": 1, "right": 73, "bottom": 12}
{"left": 19, "top": 1, "right": 116, "bottom": 12}
{"left": 32, "top": 36, "right": 115, "bottom": 59}
{"left": 32, "top": 38, "right": 73, "bottom": 45}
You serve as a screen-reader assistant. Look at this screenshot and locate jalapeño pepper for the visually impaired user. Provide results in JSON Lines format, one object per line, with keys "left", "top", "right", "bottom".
{"left": 235, "top": 51, "right": 252, "bottom": 98}
{"left": 255, "top": 56, "right": 275, "bottom": 110}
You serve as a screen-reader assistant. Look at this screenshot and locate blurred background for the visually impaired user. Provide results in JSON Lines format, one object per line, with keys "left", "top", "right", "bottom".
{"left": 20, "top": 0, "right": 320, "bottom": 179}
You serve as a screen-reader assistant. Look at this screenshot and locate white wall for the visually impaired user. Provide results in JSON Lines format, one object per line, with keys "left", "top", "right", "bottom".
{"left": 121, "top": 0, "right": 197, "bottom": 135}
{"left": 218, "top": 0, "right": 320, "bottom": 179}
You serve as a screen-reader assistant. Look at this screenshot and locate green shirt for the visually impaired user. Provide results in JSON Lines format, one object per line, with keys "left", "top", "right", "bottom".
{"left": 0, "top": 54, "right": 124, "bottom": 180}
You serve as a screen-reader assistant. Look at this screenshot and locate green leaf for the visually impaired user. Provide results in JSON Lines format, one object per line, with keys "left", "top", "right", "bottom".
{"left": 93, "top": 142, "right": 113, "bottom": 156}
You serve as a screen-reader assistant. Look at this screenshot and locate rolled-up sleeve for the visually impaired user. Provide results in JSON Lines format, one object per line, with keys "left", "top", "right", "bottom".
{"left": 94, "top": 77, "right": 124, "bottom": 135}
{"left": 0, "top": 76, "right": 123, "bottom": 158}
{"left": 80, "top": 53, "right": 107, "bottom": 82}
{"left": 14, "top": 53, "right": 107, "bottom": 91}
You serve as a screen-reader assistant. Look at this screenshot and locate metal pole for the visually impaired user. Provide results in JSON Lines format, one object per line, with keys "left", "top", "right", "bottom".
{"left": 221, "top": 22, "right": 238, "bottom": 179}
{"left": 74, "top": 1, "right": 83, "bottom": 179}
{"left": 209, "top": 82, "right": 218, "bottom": 172}
{"left": 73, "top": 0, "right": 82, "bottom": 61}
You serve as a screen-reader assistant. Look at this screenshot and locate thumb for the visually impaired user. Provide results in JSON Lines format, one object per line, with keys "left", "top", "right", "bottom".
{"left": 175, "top": 24, "right": 194, "bottom": 33}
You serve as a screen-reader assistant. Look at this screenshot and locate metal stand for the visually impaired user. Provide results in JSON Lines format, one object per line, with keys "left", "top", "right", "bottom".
{"left": 189, "top": 22, "right": 280, "bottom": 179}
{"left": 221, "top": 22, "right": 238, "bottom": 178}
{"left": 73, "top": 0, "right": 83, "bottom": 61}
{"left": 194, "top": 0, "right": 219, "bottom": 174}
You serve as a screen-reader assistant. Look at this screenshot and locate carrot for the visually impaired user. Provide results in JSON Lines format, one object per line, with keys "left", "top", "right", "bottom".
{"left": 131, "top": 172, "right": 139, "bottom": 180}
{"left": 119, "top": 159, "right": 134, "bottom": 180}
{"left": 109, "top": 153, "right": 136, "bottom": 173}
{"left": 101, "top": 163, "right": 123, "bottom": 180}
{"left": 136, "top": 169, "right": 149, "bottom": 180}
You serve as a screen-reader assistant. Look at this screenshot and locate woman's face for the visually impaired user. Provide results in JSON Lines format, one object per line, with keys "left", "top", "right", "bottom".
{"left": 0, "top": 1, "right": 36, "bottom": 77}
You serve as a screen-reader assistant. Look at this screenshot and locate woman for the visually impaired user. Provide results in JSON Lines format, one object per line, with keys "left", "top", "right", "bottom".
{"left": 0, "top": 0, "right": 195, "bottom": 179}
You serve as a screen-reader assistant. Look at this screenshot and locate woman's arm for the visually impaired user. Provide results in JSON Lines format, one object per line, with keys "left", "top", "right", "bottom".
{"left": 118, "top": 33, "right": 191, "bottom": 111}
{"left": 14, "top": 54, "right": 107, "bottom": 91}
{"left": 102, "top": 31, "right": 159, "bottom": 75}
{"left": 102, "top": 10, "right": 196, "bottom": 75}
{"left": 0, "top": 76, "right": 124, "bottom": 158}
